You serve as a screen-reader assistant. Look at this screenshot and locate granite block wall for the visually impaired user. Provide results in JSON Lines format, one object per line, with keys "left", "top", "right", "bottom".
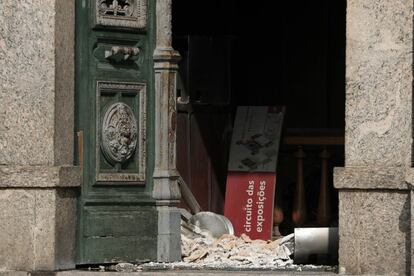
{"left": 0, "top": 0, "right": 79, "bottom": 271}
{"left": 335, "top": 0, "right": 414, "bottom": 274}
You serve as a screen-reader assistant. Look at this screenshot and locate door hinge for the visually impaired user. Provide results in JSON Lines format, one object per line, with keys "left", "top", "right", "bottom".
{"left": 77, "top": 130, "right": 84, "bottom": 167}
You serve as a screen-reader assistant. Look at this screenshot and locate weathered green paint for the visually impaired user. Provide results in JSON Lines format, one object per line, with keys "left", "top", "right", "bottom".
{"left": 83, "top": 235, "right": 157, "bottom": 263}
{"left": 75, "top": 0, "right": 157, "bottom": 264}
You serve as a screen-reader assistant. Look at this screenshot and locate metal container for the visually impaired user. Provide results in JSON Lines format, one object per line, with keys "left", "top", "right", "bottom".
{"left": 294, "top": 227, "right": 338, "bottom": 264}
{"left": 189, "top": 211, "right": 234, "bottom": 238}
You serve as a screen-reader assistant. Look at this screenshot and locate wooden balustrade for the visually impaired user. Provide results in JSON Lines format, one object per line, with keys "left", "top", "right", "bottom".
{"left": 292, "top": 146, "right": 307, "bottom": 226}
{"left": 317, "top": 147, "right": 331, "bottom": 226}
{"left": 281, "top": 130, "right": 344, "bottom": 228}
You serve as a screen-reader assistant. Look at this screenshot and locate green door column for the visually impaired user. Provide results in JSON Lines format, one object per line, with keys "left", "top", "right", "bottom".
{"left": 152, "top": 0, "right": 182, "bottom": 262}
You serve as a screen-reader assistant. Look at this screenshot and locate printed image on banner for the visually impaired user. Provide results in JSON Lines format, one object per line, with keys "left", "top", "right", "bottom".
{"left": 228, "top": 106, "right": 284, "bottom": 172}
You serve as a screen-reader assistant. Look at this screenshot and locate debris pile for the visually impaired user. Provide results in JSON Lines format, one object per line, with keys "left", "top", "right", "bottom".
{"left": 94, "top": 222, "right": 336, "bottom": 273}
{"left": 92, "top": 220, "right": 336, "bottom": 273}
{"left": 180, "top": 220, "right": 295, "bottom": 269}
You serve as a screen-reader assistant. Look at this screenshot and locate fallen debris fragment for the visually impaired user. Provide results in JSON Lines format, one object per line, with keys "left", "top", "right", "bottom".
{"left": 108, "top": 262, "right": 142, "bottom": 272}
{"left": 180, "top": 219, "right": 294, "bottom": 268}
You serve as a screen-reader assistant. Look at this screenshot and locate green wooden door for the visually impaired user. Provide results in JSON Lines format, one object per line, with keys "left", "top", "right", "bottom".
{"left": 75, "top": 0, "right": 157, "bottom": 264}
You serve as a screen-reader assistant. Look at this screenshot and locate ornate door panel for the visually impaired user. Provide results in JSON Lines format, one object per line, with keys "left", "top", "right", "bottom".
{"left": 75, "top": 0, "right": 157, "bottom": 263}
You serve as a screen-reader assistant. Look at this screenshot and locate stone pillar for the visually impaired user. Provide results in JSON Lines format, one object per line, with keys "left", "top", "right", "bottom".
{"left": 334, "top": 0, "right": 413, "bottom": 274}
{"left": 0, "top": 0, "right": 80, "bottom": 272}
{"left": 152, "top": 0, "right": 182, "bottom": 262}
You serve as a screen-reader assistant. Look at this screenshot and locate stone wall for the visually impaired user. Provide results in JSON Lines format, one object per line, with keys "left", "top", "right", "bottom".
{"left": 335, "top": 0, "right": 413, "bottom": 274}
{"left": 345, "top": 0, "right": 413, "bottom": 168}
{"left": 0, "top": 0, "right": 79, "bottom": 271}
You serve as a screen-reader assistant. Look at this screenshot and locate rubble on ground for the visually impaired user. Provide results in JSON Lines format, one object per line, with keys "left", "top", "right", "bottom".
{"left": 108, "top": 262, "right": 142, "bottom": 272}
{"left": 92, "top": 220, "right": 336, "bottom": 273}
{"left": 179, "top": 220, "right": 295, "bottom": 269}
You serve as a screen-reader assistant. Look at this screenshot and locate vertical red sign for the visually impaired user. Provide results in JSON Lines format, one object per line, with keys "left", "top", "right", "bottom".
{"left": 224, "top": 172, "right": 276, "bottom": 240}
{"left": 225, "top": 106, "right": 284, "bottom": 240}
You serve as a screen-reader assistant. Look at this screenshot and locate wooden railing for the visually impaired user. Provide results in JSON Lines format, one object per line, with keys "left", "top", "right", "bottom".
{"left": 279, "top": 129, "right": 344, "bottom": 228}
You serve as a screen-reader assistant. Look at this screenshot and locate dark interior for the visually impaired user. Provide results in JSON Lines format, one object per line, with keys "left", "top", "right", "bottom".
{"left": 172, "top": 0, "right": 346, "bottom": 234}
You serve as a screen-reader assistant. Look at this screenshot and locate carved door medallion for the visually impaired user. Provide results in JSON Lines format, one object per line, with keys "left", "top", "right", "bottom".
{"left": 101, "top": 102, "right": 137, "bottom": 164}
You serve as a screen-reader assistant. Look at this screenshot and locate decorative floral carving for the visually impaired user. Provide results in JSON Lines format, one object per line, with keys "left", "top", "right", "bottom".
{"left": 99, "top": 0, "right": 134, "bottom": 17}
{"left": 101, "top": 102, "right": 138, "bottom": 164}
{"left": 96, "top": 0, "right": 147, "bottom": 29}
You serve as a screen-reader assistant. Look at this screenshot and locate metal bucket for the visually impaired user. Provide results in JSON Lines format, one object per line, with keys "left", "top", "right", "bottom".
{"left": 189, "top": 211, "right": 234, "bottom": 238}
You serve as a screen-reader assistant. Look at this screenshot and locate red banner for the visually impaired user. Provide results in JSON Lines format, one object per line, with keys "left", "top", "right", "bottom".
{"left": 224, "top": 172, "right": 276, "bottom": 240}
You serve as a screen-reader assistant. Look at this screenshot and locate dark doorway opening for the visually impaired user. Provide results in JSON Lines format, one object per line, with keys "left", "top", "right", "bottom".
{"left": 172, "top": 0, "right": 346, "bottom": 234}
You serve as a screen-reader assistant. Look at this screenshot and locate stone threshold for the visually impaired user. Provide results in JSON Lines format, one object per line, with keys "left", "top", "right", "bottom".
{"left": 0, "top": 271, "right": 338, "bottom": 276}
